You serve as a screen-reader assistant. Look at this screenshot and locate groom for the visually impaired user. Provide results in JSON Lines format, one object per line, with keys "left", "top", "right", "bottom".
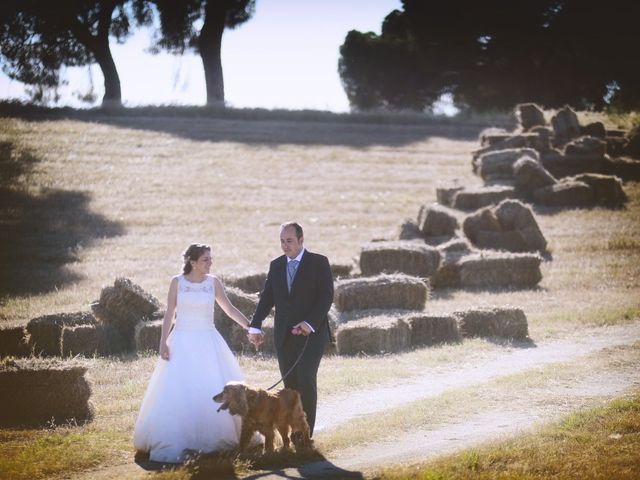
{"left": 248, "top": 222, "right": 334, "bottom": 436}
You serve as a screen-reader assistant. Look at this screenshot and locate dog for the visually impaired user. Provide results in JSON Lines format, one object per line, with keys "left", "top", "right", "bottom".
{"left": 213, "top": 382, "right": 311, "bottom": 453}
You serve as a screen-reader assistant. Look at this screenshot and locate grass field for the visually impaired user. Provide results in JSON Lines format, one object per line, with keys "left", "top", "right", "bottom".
{"left": 0, "top": 106, "right": 639, "bottom": 479}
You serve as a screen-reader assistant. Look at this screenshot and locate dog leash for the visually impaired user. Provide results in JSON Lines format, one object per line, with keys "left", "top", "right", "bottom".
{"left": 265, "top": 334, "right": 310, "bottom": 391}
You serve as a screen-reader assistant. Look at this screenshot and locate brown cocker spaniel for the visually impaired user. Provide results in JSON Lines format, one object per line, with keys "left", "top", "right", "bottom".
{"left": 213, "top": 382, "right": 311, "bottom": 453}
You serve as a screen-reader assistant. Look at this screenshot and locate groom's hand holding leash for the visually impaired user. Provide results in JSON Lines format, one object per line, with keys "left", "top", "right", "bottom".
{"left": 292, "top": 322, "right": 312, "bottom": 336}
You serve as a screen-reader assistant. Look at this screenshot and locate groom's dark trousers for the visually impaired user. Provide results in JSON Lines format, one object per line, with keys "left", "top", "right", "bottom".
{"left": 250, "top": 250, "right": 334, "bottom": 435}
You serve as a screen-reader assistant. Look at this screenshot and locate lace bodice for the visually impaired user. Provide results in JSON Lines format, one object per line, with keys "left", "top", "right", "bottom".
{"left": 175, "top": 275, "right": 216, "bottom": 330}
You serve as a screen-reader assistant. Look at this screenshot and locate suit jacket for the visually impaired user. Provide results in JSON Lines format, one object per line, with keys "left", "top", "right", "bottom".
{"left": 251, "top": 250, "right": 334, "bottom": 348}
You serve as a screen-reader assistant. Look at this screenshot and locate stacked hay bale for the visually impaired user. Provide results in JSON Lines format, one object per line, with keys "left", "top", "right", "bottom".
{"left": 335, "top": 314, "right": 411, "bottom": 356}
{"left": 463, "top": 199, "right": 547, "bottom": 253}
{"left": 0, "top": 325, "right": 30, "bottom": 358}
{"left": 334, "top": 274, "right": 428, "bottom": 312}
{"left": 458, "top": 252, "right": 543, "bottom": 288}
{"left": 513, "top": 156, "right": 558, "bottom": 199}
{"left": 451, "top": 185, "right": 517, "bottom": 211}
{"left": 454, "top": 307, "right": 529, "bottom": 341}
{"left": 0, "top": 358, "right": 93, "bottom": 427}
{"left": 403, "top": 313, "right": 460, "bottom": 346}
{"left": 431, "top": 237, "right": 475, "bottom": 289}
{"left": 223, "top": 272, "right": 266, "bottom": 294}
{"left": 91, "top": 278, "right": 161, "bottom": 353}
{"left": 134, "top": 320, "right": 163, "bottom": 353}
{"left": 213, "top": 286, "right": 263, "bottom": 353}
{"left": 27, "top": 312, "right": 97, "bottom": 357}
{"left": 359, "top": 241, "right": 441, "bottom": 278}
{"left": 418, "top": 203, "right": 460, "bottom": 244}
{"left": 474, "top": 148, "right": 540, "bottom": 181}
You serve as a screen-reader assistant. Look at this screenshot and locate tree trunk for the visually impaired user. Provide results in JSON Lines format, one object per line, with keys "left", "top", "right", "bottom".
{"left": 69, "top": 2, "right": 122, "bottom": 108}
{"left": 199, "top": 1, "right": 227, "bottom": 106}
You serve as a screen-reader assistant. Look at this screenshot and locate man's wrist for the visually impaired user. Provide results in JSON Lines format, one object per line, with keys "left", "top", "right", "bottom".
{"left": 248, "top": 327, "right": 263, "bottom": 334}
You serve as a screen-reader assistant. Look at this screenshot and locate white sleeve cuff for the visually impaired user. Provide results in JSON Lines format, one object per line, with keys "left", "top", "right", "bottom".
{"left": 303, "top": 321, "right": 315, "bottom": 333}
{"left": 248, "top": 327, "right": 263, "bottom": 334}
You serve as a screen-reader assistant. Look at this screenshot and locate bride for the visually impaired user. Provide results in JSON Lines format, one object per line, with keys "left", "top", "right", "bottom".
{"left": 134, "top": 243, "right": 252, "bottom": 463}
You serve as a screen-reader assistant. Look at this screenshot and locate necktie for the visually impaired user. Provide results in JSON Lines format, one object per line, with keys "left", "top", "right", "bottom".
{"left": 287, "top": 260, "right": 299, "bottom": 292}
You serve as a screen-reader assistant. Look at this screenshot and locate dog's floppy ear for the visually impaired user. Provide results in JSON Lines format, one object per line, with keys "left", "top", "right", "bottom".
{"left": 227, "top": 384, "right": 249, "bottom": 416}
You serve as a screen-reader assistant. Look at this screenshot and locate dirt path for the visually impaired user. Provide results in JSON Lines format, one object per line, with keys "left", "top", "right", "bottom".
{"left": 67, "top": 322, "right": 640, "bottom": 480}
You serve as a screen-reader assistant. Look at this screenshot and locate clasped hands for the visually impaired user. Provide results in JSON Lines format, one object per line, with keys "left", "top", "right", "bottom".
{"left": 247, "top": 322, "right": 311, "bottom": 348}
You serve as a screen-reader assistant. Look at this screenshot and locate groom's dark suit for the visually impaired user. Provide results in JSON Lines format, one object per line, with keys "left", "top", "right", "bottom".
{"left": 250, "top": 249, "right": 334, "bottom": 435}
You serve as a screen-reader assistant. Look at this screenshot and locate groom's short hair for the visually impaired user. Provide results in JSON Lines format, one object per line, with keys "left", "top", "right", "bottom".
{"left": 281, "top": 221, "right": 304, "bottom": 240}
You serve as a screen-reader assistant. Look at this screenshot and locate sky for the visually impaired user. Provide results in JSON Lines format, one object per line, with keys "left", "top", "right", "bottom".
{"left": 0, "top": 0, "right": 402, "bottom": 112}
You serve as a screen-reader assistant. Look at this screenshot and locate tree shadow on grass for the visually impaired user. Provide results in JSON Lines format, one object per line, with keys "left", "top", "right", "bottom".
{"left": 135, "top": 447, "right": 364, "bottom": 479}
{"left": 0, "top": 141, "right": 125, "bottom": 297}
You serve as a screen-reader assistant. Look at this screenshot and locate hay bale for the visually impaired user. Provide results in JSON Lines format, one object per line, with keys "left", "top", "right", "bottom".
{"left": 0, "top": 358, "right": 93, "bottom": 427}
{"left": 61, "top": 324, "right": 105, "bottom": 357}
{"left": 359, "top": 241, "right": 441, "bottom": 278}
{"left": 228, "top": 318, "right": 276, "bottom": 356}
{"left": 438, "top": 236, "right": 472, "bottom": 253}
{"left": 533, "top": 180, "right": 594, "bottom": 207}
{"left": 551, "top": 106, "right": 581, "bottom": 142}
{"left": 398, "top": 220, "right": 424, "bottom": 240}
{"left": 479, "top": 127, "right": 510, "bottom": 147}
{"left": 459, "top": 252, "right": 542, "bottom": 288}
{"left": 224, "top": 272, "right": 267, "bottom": 294}
{"left": 513, "top": 156, "right": 557, "bottom": 197}
{"left": 436, "top": 185, "right": 464, "bottom": 207}
{"left": 454, "top": 307, "right": 529, "bottom": 340}
{"left": 462, "top": 207, "right": 501, "bottom": 244}
{"left": 581, "top": 122, "right": 606, "bottom": 138}
{"left": 622, "top": 126, "right": 640, "bottom": 159}
{"left": 476, "top": 148, "right": 539, "bottom": 180}
{"left": 334, "top": 274, "right": 428, "bottom": 312}
{"left": 452, "top": 185, "right": 516, "bottom": 211}
{"left": 214, "top": 287, "right": 258, "bottom": 345}
{"left": 27, "top": 312, "right": 96, "bottom": 357}
{"left": 419, "top": 204, "right": 459, "bottom": 237}
{"left": 403, "top": 313, "right": 460, "bottom": 346}
{"left": 567, "top": 173, "right": 627, "bottom": 207}
{"left": 0, "top": 326, "right": 30, "bottom": 358}
{"left": 336, "top": 316, "right": 411, "bottom": 355}
{"left": 331, "top": 262, "right": 355, "bottom": 279}
{"left": 494, "top": 199, "right": 547, "bottom": 252}
{"left": 134, "top": 320, "right": 163, "bottom": 353}
{"left": 475, "top": 230, "right": 529, "bottom": 252}
{"left": 604, "top": 157, "right": 640, "bottom": 181}
{"left": 564, "top": 136, "right": 607, "bottom": 157}
{"left": 516, "top": 103, "right": 546, "bottom": 131}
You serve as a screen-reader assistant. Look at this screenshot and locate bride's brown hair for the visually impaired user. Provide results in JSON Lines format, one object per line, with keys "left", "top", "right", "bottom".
{"left": 182, "top": 243, "right": 211, "bottom": 274}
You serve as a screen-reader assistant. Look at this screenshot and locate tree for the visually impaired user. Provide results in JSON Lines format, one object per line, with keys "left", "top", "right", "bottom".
{"left": 338, "top": 0, "right": 640, "bottom": 112}
{"left": 0, "top": 0, "right": 149, "bottom": 107}
{"left": 151, "top": 0, "right": 255, "bottom": 105}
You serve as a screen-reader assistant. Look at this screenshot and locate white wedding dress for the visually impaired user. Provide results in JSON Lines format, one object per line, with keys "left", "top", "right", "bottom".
{"left": 133, "top": 274, "right": 244, "bottom": 463}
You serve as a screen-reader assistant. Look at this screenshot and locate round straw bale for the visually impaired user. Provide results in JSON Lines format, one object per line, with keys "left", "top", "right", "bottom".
{"left": 551, "top": 106, "right": 581, "bottom": 141}
{"left": 0, "top": 358, "right": 93, "bottom": 427}
{"left": 403, "top": 313, "right": 460, "bottom": 346}
{"left": 581, "top": 122, "right": 606, "bottom": 138}
{"left": 513, "top": 156, "right": 557, "bottom": 197}
{"left": 214, "top": 286, "right": 258, "bottom": 344}
{"left": 359, "top": 241, "right": 441, "bottom": 278}
{"left": 453, "top": 185, "right": 516, "bottom": 211}
{"left": 516, "top": 103, "right": 546, "bottom": 131}
{"left": 477, "top": 148, "right": 539, "bottom": 180}
{"left": 419, "top": 204, "right": 459, "bottom": 237}
{"left": 436, "top": 185, "right": 464, "bottom": 207}
{"left": 134, "top": 320, "right": 163, "bottom": 353}
{"left": 533, "top": 180, "right": 594, "bottom": 207}
{"left": 454, "top": 307, "right": 529, "bottom": 340}
{"left": 336, "top": 316, "right": 410, "bottom": 356}
{"left": 27, "top": 312, "right": 96, "bottom": 356}
{"left": 398, "top": 220, "right": 424, "bottom": 240}
{"left": 462, "top": 207, "right": 501, "bottom": 243}
{"left": 568, "top": 173, "right": 627, "bottom": 207}
{"left": 223, "top": 272, "right": 267, "bottom": 294}
{"left": 334, "top": 274, "right": 428, "bottom": 312}
{"left": 0, "top": 325, "right": 30, "bottom": 358}
{"left": 459, "top": 252, "right": 542, "bottom": 288}
{"left": 493, "top": 199, "right": 547, "bottom": 252}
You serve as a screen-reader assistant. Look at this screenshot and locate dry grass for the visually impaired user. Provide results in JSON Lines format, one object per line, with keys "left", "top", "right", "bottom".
{"left": 0, "top": 108, "right": 638, "bottom": 478}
